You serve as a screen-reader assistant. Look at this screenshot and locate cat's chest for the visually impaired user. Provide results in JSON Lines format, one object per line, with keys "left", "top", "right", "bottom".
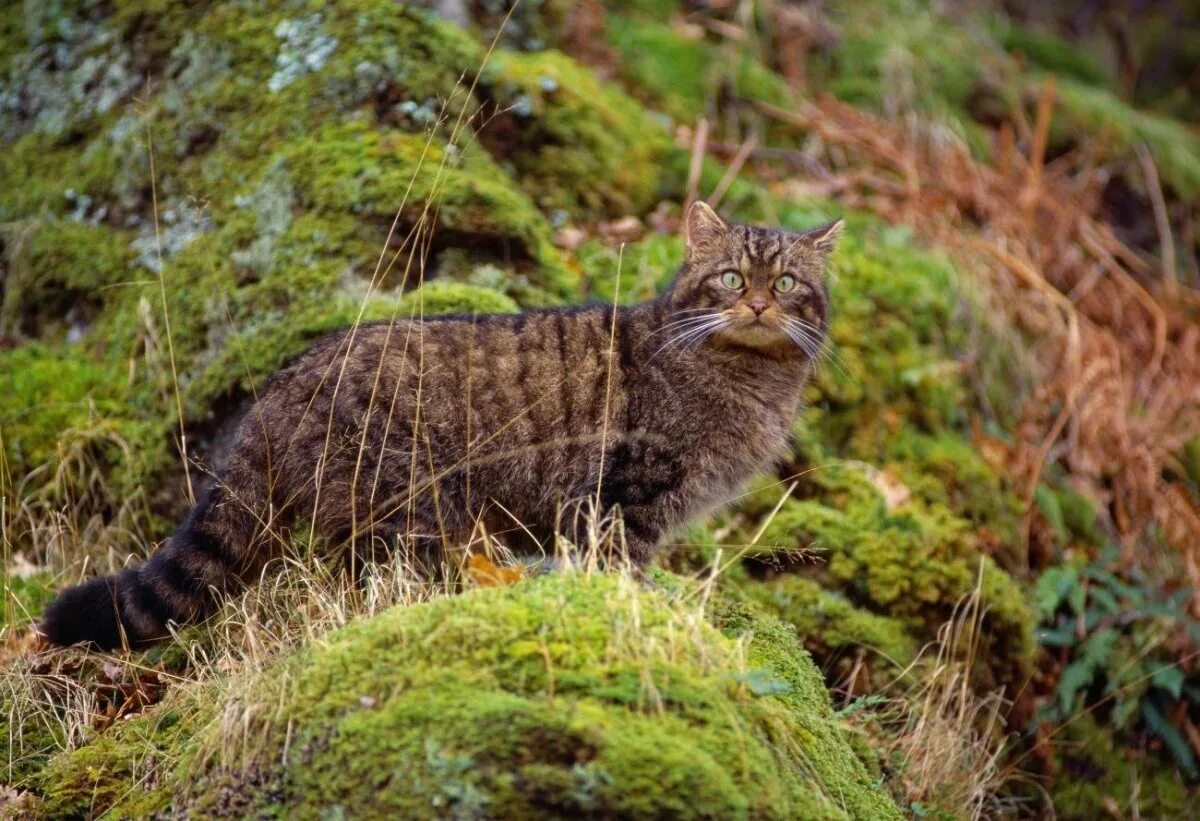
{"left": 650, "top": 372, "right": 800, "bottom": 464}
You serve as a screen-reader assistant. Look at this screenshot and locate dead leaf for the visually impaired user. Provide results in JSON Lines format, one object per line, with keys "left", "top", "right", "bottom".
{"left": 467, "top": 554, "right": 525, "bottom": 588}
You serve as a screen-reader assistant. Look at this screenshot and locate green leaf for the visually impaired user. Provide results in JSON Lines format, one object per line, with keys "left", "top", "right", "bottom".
{"left": 1089, "top": 585, "right": 1121, "bottom": 615}
{"left": 1033, "top": 565, "right": 1079, "bottom": 619}
{"left": 1152, "top": 665, "right": 1186, "bottom": 699}
{"left": 1057, "top": 659, "right": 1094, "bottom": 714}
{"left": 1036, "top": 626, "right": 1077, "bottom": 647}
{"left": 1112, "top": 695, "right": 1139, "bottom": 730}
{"left": 1141, "top": 697, "right": 1199, "bottom": 779}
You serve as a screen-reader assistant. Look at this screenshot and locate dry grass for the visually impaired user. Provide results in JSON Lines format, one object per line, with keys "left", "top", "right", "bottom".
{"left": 842, "top": 568, "right": 1036, "bottom": 819}
{"left": 753, "top": 90, "right": 1200, "bottom": 594}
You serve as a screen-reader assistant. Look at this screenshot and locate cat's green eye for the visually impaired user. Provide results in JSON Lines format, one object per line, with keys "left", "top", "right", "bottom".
{"left": 774, "top": 274, "right": 797, "bottom": 293}
{"left": 719, "top": 271, "right": 744, "bottom": 290}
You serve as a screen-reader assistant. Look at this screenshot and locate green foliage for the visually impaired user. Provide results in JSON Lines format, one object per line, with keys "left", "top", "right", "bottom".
{"left": 1034, "top": 545, "right": 1200, "bottom": 780}
{"left": 727, "top": 572, "right": 920, "bottom": 689}
{"left": 1050, "top": 76, "right": 1200, "bottom": 199}
{"left": 1051, "top": 715, "right": 1191, "bottom": 819}
{"left": 0, "top": 219, "right": 134, "bottom": 339}
{"left": 733, "top": 462, "right": 1032, "bottom": 689}
{"left": 574, "top": 232, "right": 685, "bottom": 304}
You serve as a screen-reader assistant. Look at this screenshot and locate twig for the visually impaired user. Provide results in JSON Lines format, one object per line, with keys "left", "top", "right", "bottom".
{"left": 708, "top": 133, "right": 758, "bottom": 210}
{"left": 1135, "top": 142, "right": 1178, "bottom": 295}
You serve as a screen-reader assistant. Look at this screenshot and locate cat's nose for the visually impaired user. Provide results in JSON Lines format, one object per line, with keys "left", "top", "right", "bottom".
{"left": 747, "top": 298, "right": 769, "bottom": 316}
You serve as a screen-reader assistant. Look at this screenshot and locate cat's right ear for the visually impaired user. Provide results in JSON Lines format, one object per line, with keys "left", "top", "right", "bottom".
{"left": 685, "top": 201, "right": 730, "bottom": 261}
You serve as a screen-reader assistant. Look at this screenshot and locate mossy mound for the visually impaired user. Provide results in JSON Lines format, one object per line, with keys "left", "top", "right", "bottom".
{"left": 171, "top": 573, "right": 899, "bottom": 819}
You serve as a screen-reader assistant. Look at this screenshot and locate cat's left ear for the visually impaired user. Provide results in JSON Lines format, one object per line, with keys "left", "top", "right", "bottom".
{"left": 795, "top": 218, "right": 844, "bottom": 256}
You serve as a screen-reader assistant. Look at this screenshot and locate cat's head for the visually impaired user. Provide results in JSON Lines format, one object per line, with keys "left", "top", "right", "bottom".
{"left": 663, "top": 202, "right": 841, "bottom": 359}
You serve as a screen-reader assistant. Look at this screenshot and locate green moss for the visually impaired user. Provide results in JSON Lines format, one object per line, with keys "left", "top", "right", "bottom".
{"left": 484, "top": 49, "right": 671, "bottom": 217}
{"left": 0, "top": 219, "right": 134, "bottom": 339}
{"left": 816, "top": 0, "right": 994, "bottom": 146}
{"left": 728, "top": 573, "right": 919, "bottom": 687}
{"left": 186, "top": 573, "right": 899, "bottom": 818}
{"left": 1050, "top": 76, "right": 1200, "bottom": 199}
{"left": 2, "top": 572, "right": 56, "bottom": 630}
{"left": 607, "top": 15, "right": 793, "bottom": 122}
{"left": 34, "top": 689, "right": 213, "bottom": 820}
{"left": 574, "top": 231, "right": 685, "bottom": 304}
{"left": 997, "top": 23, "right": 1111, "bottom": 88}
{"left": 1051, "top": 715, "right": 1191, "bottom": 819}
{"left": 394, "top": 281, "right": 520, "bottom": 317}
{"left": 734, "top": 460, "right": 1033, "bottom": 690}
{"left": 1, "top": 703, "right": 63, "bottom": 791}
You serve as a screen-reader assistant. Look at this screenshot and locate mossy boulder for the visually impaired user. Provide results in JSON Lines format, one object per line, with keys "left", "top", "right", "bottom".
{"left": 168, "top": 573, "right": 899, "bottom": 819}
{"left": 483, "top": 49, "right": 671, "bottom": 217}
{"left": 394, "top": 280, "right": 521, "bottom": 317}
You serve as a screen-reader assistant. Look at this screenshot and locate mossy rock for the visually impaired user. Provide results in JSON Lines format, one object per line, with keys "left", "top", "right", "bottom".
{"left": 483, "top": 49, "right": 672, "bottom": 217}
{"left": 0, "top": 219, "right": 134, "bottom": 340}
{"left": 728, "top": 572, "right": 920, "bottom": 689}
{"left": 394, "top": 280, "right": 521, "bottom": 317}
{"left": 176, "top": 573, "right": 899, "bottom": 819}
{"left": 732, "top": 461, "right": 1034, "bottom": 691}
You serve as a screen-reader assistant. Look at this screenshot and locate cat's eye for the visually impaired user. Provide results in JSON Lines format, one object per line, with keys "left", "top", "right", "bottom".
{"left": 774, "top": 274, "right": 797, "bottom": 293}
{"left": 719, "top": 271, "right": 744, "bottom": 290}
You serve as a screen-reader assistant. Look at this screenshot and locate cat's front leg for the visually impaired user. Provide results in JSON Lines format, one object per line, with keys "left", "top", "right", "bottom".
{"left": 614, "top": 505, "right": 664, "bottom": 569}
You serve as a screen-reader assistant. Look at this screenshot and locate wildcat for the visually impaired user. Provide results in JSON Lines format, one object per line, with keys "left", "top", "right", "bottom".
{"left": 40, "top": 202, "right": 841, "bottom": 649}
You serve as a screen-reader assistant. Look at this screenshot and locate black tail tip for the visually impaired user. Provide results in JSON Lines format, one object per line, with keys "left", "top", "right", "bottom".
{"left": 40, "top": 573, "right": 131, "bottom": 650}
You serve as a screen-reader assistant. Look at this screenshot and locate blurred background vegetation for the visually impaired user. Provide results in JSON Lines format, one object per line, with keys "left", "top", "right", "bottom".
{"left": 2, "top": 0, "right": 1199, "bottom": 817}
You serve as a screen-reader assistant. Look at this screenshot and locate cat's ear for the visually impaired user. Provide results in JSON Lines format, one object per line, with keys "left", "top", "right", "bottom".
{"left": 684, "top": 201, "right": 730, "bottom": 260}
{"left": 794, "top": 218, "right": 844, "bottom": 256}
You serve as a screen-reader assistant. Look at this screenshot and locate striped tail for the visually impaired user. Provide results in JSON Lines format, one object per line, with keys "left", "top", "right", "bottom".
{"left": 40, "top": 485, "right": 259, "bottom": 650}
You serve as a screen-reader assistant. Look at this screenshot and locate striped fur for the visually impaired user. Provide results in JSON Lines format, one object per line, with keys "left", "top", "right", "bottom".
{"left": 40, "top": 204, "right": 841, "bottom": 649}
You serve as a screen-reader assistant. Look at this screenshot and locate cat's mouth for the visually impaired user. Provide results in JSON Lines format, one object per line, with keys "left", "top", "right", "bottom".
{"left": 716, "top": 315, "right": 791, "bottom": 349}
{"left": 716, "top": 310, "right": 821, "bottom": 357}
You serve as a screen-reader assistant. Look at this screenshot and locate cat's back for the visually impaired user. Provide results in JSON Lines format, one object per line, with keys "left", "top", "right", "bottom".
{"left": 266, "top": 305, "right": 638, "bottom": 443}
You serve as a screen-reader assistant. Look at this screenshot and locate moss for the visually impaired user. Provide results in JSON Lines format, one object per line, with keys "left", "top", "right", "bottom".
{"left": 1050, "top": 76, "right": 1200, "bottom": 199}
{"left": 1, "top": 710, "right": 61, "bottom": 793}
{"left": 574, "top": 231, "right": 685, "bottom": 304}
{"left": 733, "top": 461, "right": 1033, "bottom": 690}
{"left": 394, "top": 281, "right": 520, "bottom": 317}
{"left": 483, "top": 49, "right": 671, "bottom": 217}
{"left": 728, "top": 572, "right": 919, "bottom": 688}
{"left": 0, "top": 343, "right": 161, "bottom": 491}
{"left": 1050, "top": 715, "right": 1191, "bottom": 820}
{"left": 0, "top": 219, "right": 135, "bottom": 340}
{"left": 996, "top": 22, "right": 1111, "bottom": 88}
{"left": 185, "top": 573, "right": 899, "bottom": 818}
{"left": 815, "top": 1, "right": 994, "bottom": 141}
{"left": 2, "top": 572, "right": 56, "bottom": 630}
{"left": 34, "top": 689, "right": 212, "bottom": 820}
{"left": 607, "top": 15, "right": 793, "bottom": 122}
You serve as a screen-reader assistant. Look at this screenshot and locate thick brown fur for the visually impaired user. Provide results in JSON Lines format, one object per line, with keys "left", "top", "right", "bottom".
{"left": 40, "top": 204, "right": 842, "bottom": 649}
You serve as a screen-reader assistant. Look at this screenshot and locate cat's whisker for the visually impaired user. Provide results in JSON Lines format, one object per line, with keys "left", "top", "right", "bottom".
{"left": 665, "top": 307, "right": 717, "bottom": 318}
{"left": 648, "top": 313, "right": 724, "bottom": 339}
{"left": 650, "top": 316, "right": 729, "bottom": 359}
{"left": 782, "top": 318, "right": 849, "bottom": 379}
